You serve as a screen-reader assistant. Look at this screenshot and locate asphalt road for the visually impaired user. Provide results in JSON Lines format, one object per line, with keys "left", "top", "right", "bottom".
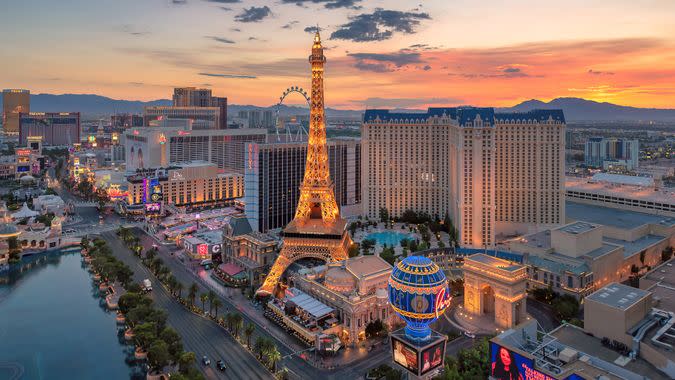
{"left": 100, "top": 231, "right": 272, "bottom": 380}
{"left": 526, "top": 298, "right": 560, "bottom": 332}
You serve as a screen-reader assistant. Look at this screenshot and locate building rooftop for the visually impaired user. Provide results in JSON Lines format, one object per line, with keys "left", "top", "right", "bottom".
{"left": 362, "top": 107, "right": 564, "bottom": 125}
{"left": 557, "top": 221, "right": 599, "bottom": 235}
{"left": 344, "top": 255, "right": 392, "bottom": 279}
{"left": 605, "top": 235, "right": 667, "bottom": 259}
{"left": 527, "top": 253, "right": 590, "bottom": 275}
{"left": 466, "top": 253, "right": 524, "bottom": 272}
{"left": 551, "top": 324, "right": 666, "bottom": 380}
{"left": 566, "top": 201, "right": 675, "bottom": 230}
{"left": 566, "top": 176, "right": 675, "bottom": 206}
{"left": 591, "top": 173, "right": 654, "bottom": 187}
{"left": 586, "top": 283, "right": 650, "bottom": 311}
{"left": 640, "top": 258, "right": 675, "bottom": 313}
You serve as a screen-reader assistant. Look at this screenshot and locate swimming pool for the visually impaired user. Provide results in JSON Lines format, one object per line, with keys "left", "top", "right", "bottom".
{"left": 365, "top": 231, "right": 412, "bottom": 246}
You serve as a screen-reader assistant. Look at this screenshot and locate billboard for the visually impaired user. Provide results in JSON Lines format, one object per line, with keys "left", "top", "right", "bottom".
{"left": 392, "top": 336, "right": 418, "bottom": 374}
{"left": 420, "top": 340, "right": 445, "bottom": 376}
{"left": 145, "top": 203, "right": 161, "bottom": 214}
{"left": 490, "top": 342, "right": 575, "bottom": 380}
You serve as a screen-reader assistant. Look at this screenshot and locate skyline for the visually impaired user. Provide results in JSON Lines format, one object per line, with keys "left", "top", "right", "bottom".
{"left": 1, "top": 0, "right": 675, "bottom": 108}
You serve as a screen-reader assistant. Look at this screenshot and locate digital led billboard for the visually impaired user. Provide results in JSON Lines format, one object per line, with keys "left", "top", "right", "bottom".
{"left": 420, "top": 339, "right": 445, "bottom": 375}
{"left": 490, "top": 342, "right": 577, "bottom": 380}
{"left": 391, "top": 336, "right": 418, "bottom": 374}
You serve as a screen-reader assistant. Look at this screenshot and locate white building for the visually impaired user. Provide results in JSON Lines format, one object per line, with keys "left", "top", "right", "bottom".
{"left": 362, "top": 107, "right": 565, "bottom": 248}
{"left": 33, "top": 195, "right": 66, "bottom": 216}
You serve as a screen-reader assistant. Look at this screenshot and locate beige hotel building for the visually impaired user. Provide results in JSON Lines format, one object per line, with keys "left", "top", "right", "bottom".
{"left": 362, "top": 107, "right": 565, "bottom": 248}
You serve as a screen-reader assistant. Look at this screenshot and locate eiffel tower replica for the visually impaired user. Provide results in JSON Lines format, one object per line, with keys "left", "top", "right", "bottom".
{"left": 257, "top": 32, "right": 352, "bottom": 296}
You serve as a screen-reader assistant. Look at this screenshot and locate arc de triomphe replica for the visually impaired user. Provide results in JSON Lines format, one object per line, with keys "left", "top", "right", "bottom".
{"left": 463, "top": 254, "right": 528, "bottom": 329}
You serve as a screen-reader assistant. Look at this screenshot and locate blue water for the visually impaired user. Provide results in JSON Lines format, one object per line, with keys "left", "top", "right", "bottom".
{"left": 366, "top": 231, "right": 412, "bottom": 246}
{"left": 0, "top": 252, "right": 140, "bottom": 380}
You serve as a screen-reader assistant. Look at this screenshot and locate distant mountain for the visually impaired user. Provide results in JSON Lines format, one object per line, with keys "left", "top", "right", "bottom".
{"left": 2, "top": 93, "right": 673, "bottom": 122}
{"left": 500, "top": 97, "right": 675, "bottom": 122}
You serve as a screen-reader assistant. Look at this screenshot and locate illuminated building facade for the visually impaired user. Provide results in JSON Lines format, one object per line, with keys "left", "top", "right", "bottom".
{"left": 222, "top": 216, "right": 278, "bottom": 288}
{"left": 123, "top": 126, "right": 266, "bottom": 173}
{"left": 463, "top": 253, "right": 527, "bottom": 329}
{"left": 19, "top": 112, "right": 80, "bottom": 146}
{"left": 291, "top": 255, "right": 394, "bottom": 346}
{"left": 110, "top": 113, "right": 143, "bottom": 129}
{"left": 257, "top": 32, "right": 352, "bottom": 296}
{"left": 362, "top": 108, "right": 565, "bottom": 248}
{"left": 2, "top": 89, "right": 30, "bottom": 135}
{"left": 244, "top": 137, "right": 361, "bottom": 232}
{"left": 124, "top": 162, "right": 243, "bottom": 208}
{"left": 143, "top": 106, "right": 222, "bottom": 130}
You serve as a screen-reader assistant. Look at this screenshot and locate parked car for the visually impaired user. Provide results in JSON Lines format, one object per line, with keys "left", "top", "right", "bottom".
{"left": 142, "top": 279, "right": 152, "bottom": 292}
{"left": 464, "top": 331, "right": 476, "bottom": 339}
{"left": 202, "top": 356, "right": 211, "bottom": 366}
{"left": 216, "top": 360, "right": 226, "bottom": 371}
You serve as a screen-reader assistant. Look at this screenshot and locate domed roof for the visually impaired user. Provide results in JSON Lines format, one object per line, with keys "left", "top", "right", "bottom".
{"left": 325, "top": 266, "right": 356, "bottom": 294}
{"left": 0, "top": 223, "right": 20, "bottom": 238}
{"left": 19, "top": 175, "right": 36, "bottom": 183}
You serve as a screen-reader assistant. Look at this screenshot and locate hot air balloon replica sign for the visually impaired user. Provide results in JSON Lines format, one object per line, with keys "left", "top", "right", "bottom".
{"left": 388, "top": 256, "right": 451, "bottom": 378}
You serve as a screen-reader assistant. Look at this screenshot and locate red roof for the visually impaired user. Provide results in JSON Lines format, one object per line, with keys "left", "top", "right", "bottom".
{"left": 219, "top": 263, "right": 244, "bottom": 276}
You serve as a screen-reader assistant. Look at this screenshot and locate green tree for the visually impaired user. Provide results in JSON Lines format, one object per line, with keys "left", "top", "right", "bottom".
{"left": 379, "top": 207, "right": 390, "bottom": 223}
{"left": 662, "top": 246, "right": 673, "bottom": 262}
{"left": 265, "top": 346, "right": 281, "bottom": 372}
{"left": 232, "top": 313, "right": 243, "bottom": 338}
{"left": 244, "top": 323, "right": 256, "bottom": 348}
{"left": 380, "top": 246, "right": 396, "bottom": 265}
{"left": 199, "top": 293, "right": 208, "bottom": 311}
{"left": 207, "top": 289, "right": 216, "bottom": 314}
{"left": 147, "top": 340, "right": 171, "bottom": 372}
{"left": 212, "top": 298, "right": 222, "bottom": 318}
{"left": 178, "top": 351, "right": 196, "bottom": 374}
{"left": 361, "top": 238, "right": 376, "bottom": 255}
{"left": 348, "top": 243, "right": 360, "bottom": 258}
{"left": 160, "top": 327, "right": 183, "bottom": 362}
{"left": 365, "top": 319, "right": 388, "bottom": 338}
{"left": 175, "top": 281, "right": 184, "bottom": 299}
{"left": 188, "top": 283, "right": 199, "bottom": 306}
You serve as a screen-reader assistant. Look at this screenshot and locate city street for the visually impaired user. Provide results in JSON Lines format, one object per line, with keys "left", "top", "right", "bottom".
{"left": 100, "top": 231, "right": 272, "bottom": 380}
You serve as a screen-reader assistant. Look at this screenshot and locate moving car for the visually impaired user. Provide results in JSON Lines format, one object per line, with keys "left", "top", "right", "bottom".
{"left": 464, "top": 331, "right": 476, "bottom": 339}
{"left": 216, "top": 360, "right": 226, "bottom": 371}
{"left": 142, "top": 279, "right": 152, "bottom": 292}
{"left": 202, "top": 356, "right": 210, "bottom": 366}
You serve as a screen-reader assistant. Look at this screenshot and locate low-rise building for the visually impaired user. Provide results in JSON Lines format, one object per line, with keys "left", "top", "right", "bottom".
{"left": 123, "top": 162, "right": 244, "bottom": 213}
{"left": 289, "top": 255, "right": 394, "bottom": 347}
{"left": 182, "top": 230, "right": 223, "bottom": 261}
{"left": 222, "top": 215, "right": 277, "bottom": 288}
{"left": 33, "top": 195, "right": 66, "bottom": 216}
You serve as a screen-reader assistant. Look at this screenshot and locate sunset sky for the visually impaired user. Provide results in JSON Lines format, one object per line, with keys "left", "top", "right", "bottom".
{"left": 1, "top": 0, "right": 675, "bottom": 109}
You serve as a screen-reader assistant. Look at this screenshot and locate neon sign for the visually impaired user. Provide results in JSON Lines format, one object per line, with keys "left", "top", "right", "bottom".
{"left": 434, "top": 287, "right": 452, "bottom": 318}
{"left": 197, "top": 244, "right": 208, "bottom": 258}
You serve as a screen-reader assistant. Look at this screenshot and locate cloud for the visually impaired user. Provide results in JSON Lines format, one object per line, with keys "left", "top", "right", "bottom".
{"left": 348, "top": 51, "right": 423, "bottom": 72}
{"left": 304, "top": 26, "right": 320, "bottom": 34}
{"left": 330, "top": 8, "right": 430, "bottom": 42}
{"left": 281, "top": 0, "right": 361, "bottom": 9}
{"left": 219, "top": 7, "right": 232, "bottom": 11}
{"left": 205, "top": 36, "right": 235, "bottom": 44}
{"left": 282, "top": 21, "right": 299, "bottom": 29}
{"left": 235, "top": 6, "right": 272, "bottom": 23}
{"left": 230, "top": 28, "right": 241, "bottom": 32}
{"left": 129, "top": 82, "right": 145, "bottom": 86}
{"left": 118, "top": 24, "right": 150, "bottom": 37}
{"left": 588, "top": 69, "right": 614, "bottom": 75}
{"left": 199, "top": 72, "right": 257, "bottom": 79}
{"left": 423, "top": 65, "right": 431, "bottom": 71}
{"left": 204, "top": 0, "right": 240, "bottom": 2}
{"left": 352, "top": 97, "right": 464, "bottom": 108}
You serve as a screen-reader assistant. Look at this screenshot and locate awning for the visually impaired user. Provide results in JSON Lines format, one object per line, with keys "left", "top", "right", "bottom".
{"left": 287, "top": 290, "right": 334, "bottom": 320}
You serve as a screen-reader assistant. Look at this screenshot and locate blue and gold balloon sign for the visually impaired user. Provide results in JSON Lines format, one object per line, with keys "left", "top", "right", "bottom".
{"left": 388, "top": 256, "right": 451, "bottom": 341}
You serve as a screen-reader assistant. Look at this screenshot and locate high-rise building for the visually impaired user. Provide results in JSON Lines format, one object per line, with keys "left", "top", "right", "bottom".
{"left": 238, "top": 110, "right": 275, "bottom": 128}
{"left": 143, "top": 106, "right": 222, "bottom": 130}
{"left": 362, "top": 108, "right": 565, "bottom": 248}
{"left": 244, "top": 137, "right": 361, "bottom": 232}
{"left": 172, "top": 87, "right": 228, "bottom": 129}
{"left": 585, "top": 137, "right": 639, "bottom": 170}
{"left": 111, "top": 113, "right": 143, "bottom": 129}
{"left": 257, "top": 32, "right": 352, "bottom": 296}
{"left": 123, "top": 126, "right": 266, "bottom": 173}
{"left": 19, "top": 112, "right": 80, "bottom": 146}
{"left": 2, "top": 89, "right": 30, "bottom": 135}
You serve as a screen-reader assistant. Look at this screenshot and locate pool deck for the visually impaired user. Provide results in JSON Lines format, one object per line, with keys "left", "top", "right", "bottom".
{"left": 352, "top": 222, "right": 451, "bottom": 256}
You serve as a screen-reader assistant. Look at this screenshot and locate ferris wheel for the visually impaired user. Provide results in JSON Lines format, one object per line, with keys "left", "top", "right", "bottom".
{"left": 275, "top": 86, "right": 310, "bottom": 142}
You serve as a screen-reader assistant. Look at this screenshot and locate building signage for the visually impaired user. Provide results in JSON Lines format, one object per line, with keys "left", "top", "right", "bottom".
{"left": 16, "top": 149, "right": 31, "bottom": 156}
{"left": 490, "top": 342, "right": 583, "bottom": 380}
{"left": 197, "top": 244, "right": 208, "bottom": 258}
{"left": 392, "top": 336, "right": 418, "bottom": 374}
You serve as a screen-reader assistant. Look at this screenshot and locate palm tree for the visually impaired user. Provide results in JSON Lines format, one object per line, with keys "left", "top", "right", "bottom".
{"left": 225, "top": 312, "right": 234, "bottom": 331}
{"left": 158, "top": 266, "right": 171, "bottom": 281}
{"left": 266, "top": 346, "right": 281, "bottom": 372}
{"left": 188, "top": 283, "right": 198, "bottom": 307}
{"left": 254, "top": 336, "right": 268, "bottom": 361}
{"left": 175, "top": 282, "right": 184, "bottom": 299}
{"left": 212, "top": 298, "right": 222, "bottom": 318}
{"left": 207, "top": 290, "right": 216, "bottom": 314}
{"left": 244, "top": 323, "right": 255, "bottom": 348}
{"left": 199, "top": 293, "right": 208, "bottom": 312}
{"left": 232, "top": 313, "right": 243, "bottom": 339}
{"left": 167, "top": 275, "right": 177, "bottom": 295}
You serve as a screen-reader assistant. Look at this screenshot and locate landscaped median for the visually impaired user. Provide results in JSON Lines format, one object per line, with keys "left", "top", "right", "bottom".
{"left": 81, "top": 236, "right": 204, "bottom": 380}
{"left": 117, "top": 227, "right": 286, "bottom": 379}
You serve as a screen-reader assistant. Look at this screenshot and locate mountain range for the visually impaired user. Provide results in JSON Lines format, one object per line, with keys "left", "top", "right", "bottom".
{"left": 2, "top": 93, "right": 675, "bottom": 122}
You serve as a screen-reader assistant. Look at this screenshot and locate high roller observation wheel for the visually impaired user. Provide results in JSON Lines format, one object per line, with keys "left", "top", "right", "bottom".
{"left": 275, "top": 86, "right": 310, "bottom": 142}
